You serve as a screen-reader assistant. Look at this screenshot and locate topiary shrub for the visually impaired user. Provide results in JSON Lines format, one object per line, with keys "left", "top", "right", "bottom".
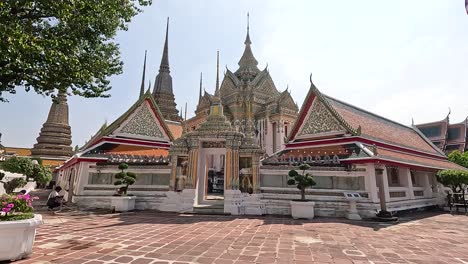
{"left": 287, "top": 163, "right": 316, "bottom": 201}
{"left": 113, "top": 163, "right": 136, "bottom": 196}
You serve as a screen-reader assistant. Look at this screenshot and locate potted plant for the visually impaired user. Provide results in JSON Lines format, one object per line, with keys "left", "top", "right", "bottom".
{"left": 287, "top": 163, "right": 317, "bottom": 219}
{"left": 111, "top": 163, "right": 137, "bottom": 212}
{"left": 0, "top": 173, "right": 42, "bottom": 261}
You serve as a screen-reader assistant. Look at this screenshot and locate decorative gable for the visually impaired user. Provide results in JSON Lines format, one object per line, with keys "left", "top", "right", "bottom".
{"left": 297, "top": 99, "right": 346, "bottom": 138}
{"left": 114, "top": 100, "right": 168, "bottom": 141}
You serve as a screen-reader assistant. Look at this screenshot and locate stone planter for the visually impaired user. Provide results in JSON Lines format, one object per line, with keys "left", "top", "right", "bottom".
{"left": 110, "top": 196, "right": 136, "bottom": 212}
{"left": 290, "top": 200, "right": 315, "bottom": 219}
{"left": 0, "top": 214, "right": 43, "bottom": 261}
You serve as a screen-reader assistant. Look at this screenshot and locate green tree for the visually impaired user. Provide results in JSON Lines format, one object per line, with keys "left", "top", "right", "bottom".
{"left": 114, "top": 163, "right": 136, "bottom": 195}
{"left": 287, "top": 163, "right": 316, "bottom": 201}
{"left": 448, "top": 150, "right": 468, "bottom": 169}
{"left": 0, "top": 0, "right": 151, "bottom": 102}
{"left": 1, "top": 156, "right": 52, "bottom": 186}
{"left": 437, "top": 169, "right": 468, "bottom": 194}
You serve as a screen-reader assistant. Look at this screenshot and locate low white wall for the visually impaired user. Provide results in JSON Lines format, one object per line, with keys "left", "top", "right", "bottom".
{"left": 73, "top": 193, "right": 167, "bottom": 211}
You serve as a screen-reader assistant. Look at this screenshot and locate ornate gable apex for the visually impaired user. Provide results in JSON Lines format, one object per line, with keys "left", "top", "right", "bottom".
{"left": 219, "top": 75, "right": 238, "bottom": 97}
{"left": 255, "top": 72, "right": 280, "bottom": 96}
{"left": 84, "top": 91, "right": 174, "bottom": 150}
{"left": 225, "top": 68, "right": 241, "bottom": 86}
{"left": 278, "top": 90, "right": 298, "bottom": 110}
{"left": 288, "top": 76, "right": 358, "bottom": 142}
{"left": 113, "top": 100, "right": 170, "bottom": 142}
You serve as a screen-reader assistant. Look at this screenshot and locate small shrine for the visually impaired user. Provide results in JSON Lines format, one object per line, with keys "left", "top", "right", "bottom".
{"left": 169, "top": 90, "right": 263, "bottom": 208}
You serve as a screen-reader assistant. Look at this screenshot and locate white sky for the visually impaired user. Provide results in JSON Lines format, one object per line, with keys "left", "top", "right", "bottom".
{"left": 1, "top": 0, "right": 467, "bottom": 148}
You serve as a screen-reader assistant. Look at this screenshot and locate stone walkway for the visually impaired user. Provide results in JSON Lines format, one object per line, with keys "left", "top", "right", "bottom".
{"left": 15, "top": 211, "right": 468, "bottom": 264}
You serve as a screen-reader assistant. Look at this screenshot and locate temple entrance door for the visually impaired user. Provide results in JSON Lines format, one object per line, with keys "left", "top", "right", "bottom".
{"left": 196, "top": 145, "right": 226, "bottom": 205}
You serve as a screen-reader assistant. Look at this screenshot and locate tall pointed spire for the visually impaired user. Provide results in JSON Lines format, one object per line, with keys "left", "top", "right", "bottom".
{"left": 198, "top": 72, "right": 203, "bottom": 103}
{"left": 160, "top": 17, "right": 170, "bottom": 73}
{"left": 236, "top": 13, "right": 259, "bottom": 79}
{"left": 152, "top": 17, "right": 180, "bottom": 122}
{"left": 140, "top": 50, "right": 147, "bottom": 98}
{"left": 184, "top": 102, "right": 187, "bottom": 121}
{"left": 215, "top": 51, "right": 220, "bottom": 96}
{"left": 245, "top": 12, "right": 251, "bottom": 45}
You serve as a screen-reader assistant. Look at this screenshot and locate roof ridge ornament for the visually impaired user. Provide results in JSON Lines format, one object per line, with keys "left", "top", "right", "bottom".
{"left": 308, "top": 72, "right": 359, "bottom": 136}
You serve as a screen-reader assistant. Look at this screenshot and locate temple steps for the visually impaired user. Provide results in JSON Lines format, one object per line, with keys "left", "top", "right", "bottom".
{"left": 192, "top": 203, "right": 227, "bottom": 215}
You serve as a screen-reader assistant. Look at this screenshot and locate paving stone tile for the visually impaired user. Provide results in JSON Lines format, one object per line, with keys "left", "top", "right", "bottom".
{"left": 12, "top": 211, "right": 468, "bottom": 264}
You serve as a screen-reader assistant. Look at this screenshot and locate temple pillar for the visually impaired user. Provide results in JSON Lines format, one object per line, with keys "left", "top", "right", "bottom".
{"left": 378, "top": 167, "right": 391, "bottom": 208}
{"left": 401, "top": 168, "right": 415, "bottom": 199}
{"left": 366, "top": 164, "right": 379, "bottom": 203}
{"left": 252, "top": 156, "right": 260, "bottom": 193}
{"left": 225, "top": 148, "right": 232, "bottom": 189}
{"left": 169, "top": 155, "right": 178, "bottom": 191}
{"left": 187, "top": 149, "right": 198, "bottom": 188}
{"left": 422, "top": 172, "right": 433, "bottom": 198}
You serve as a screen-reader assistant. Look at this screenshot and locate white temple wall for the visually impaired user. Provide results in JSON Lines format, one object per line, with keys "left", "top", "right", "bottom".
{"left": 60, "top": 162, "right": 172, "bottom": 210}
{"left": 258, "top": 164, "right": 443, "bottom": 218}
{"left": 259, "top": 166, "right": 378, "bottom": 217}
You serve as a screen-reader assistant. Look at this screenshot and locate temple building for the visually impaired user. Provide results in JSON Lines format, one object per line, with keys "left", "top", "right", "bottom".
{"left": 416, "top": 114, "right": 468, "bottom": 154}
{"left": 186, "top": 17, "right": 299, "bottom": 155}
{"left": 56, "top": 16, "right": 466, "bottom": 218}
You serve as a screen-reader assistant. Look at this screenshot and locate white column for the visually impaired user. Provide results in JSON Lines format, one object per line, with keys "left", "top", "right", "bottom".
{"left": 422, "top": 172, "right": 433, "bottom": 198}
{"left": 365, "top": 164, "right": 379, "bottom": 203}
{"left": 265, "top": 121, "right": 274, "bottom": 155}
{"left": 276, "top": 120, "right": 285, "bottom": 152}
{"left": 401, "top": 168, "right": 415, "bottom": 199}
{"left": 382, "top": 167, "right": 391, "bottom": 202}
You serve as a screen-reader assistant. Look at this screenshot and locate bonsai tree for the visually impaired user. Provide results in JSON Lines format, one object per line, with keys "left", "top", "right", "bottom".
{"left": 0, "top": 157, "right": 51, "bottom": 194}
{"left": 287, "top": 163, "right": 316, "bottom": 201}
{"left": 437, "top": 169, "right": 468, "bottom": 194}
{"left": 113, "top": 163, "right": 136, "bottom": 195}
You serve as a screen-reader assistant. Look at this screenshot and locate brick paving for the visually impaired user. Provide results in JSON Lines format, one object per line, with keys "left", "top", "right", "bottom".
{"left": 14, "top": 211, "right": 468, "bottom": 264}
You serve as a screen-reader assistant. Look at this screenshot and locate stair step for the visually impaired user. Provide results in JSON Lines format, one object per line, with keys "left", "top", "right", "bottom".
{"left": 192, "top": 204, "right": 226, "bottom": 215}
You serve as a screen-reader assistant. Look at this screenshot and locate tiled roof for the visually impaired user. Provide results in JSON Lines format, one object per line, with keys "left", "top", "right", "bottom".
{"left": 166, "top": 122, "right": 183, "bottom": 139}
{"left": 3, "top": 147, "right": 32, "bottom": 156}
{"left": 377, "top": 148, "right": 466, "bottom": 170}
{"left": 81, "top": 91, "right": 173, "bottom": 151}
{"left": 108, "top": 148, "right": 169, "bottom": 157}
{"left": 325, "top": 96, "right": 442, "bottom": 156}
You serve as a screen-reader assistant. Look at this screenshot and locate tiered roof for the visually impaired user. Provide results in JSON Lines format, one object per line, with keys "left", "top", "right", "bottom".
{"left": 416, "top": 115, "right": 467, "bottom": 153}
{"left": 286, "top": 77, "right": 465, "bottom": 171}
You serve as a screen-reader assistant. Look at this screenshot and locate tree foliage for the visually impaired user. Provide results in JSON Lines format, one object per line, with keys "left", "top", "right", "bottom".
{"left": 436, "top": 169, "right": 468, "bottom": 193}
{"left": 448, "top": 150, "right": 468, "bottom": 169}
{"left": 0, "top": 156, "right": 52, "bottom": 191}
{"left": 287, "top": 163, "right": 316, "bottom": 201}
{"left": 114, "top": 163, "right": 136, "bottom": 195}
{"left": 0, "top": 0, "right": 151, "bottom": 102}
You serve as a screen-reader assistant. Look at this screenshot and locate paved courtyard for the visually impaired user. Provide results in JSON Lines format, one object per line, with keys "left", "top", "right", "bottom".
{"left": 15, "top": 211, "right": 468, "bottom": 264}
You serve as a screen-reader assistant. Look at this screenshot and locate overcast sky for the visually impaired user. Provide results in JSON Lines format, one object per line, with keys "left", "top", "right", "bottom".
{"left": 1, "top": 0, "right": 467, "bottom": 148}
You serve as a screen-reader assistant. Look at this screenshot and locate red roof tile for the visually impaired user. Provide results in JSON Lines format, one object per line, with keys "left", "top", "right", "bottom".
{"left": 377, "top": 148, "right": 465, "bottom": 170}
{"left": 326, "top": 96, "right": 442, "bottom": 156}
